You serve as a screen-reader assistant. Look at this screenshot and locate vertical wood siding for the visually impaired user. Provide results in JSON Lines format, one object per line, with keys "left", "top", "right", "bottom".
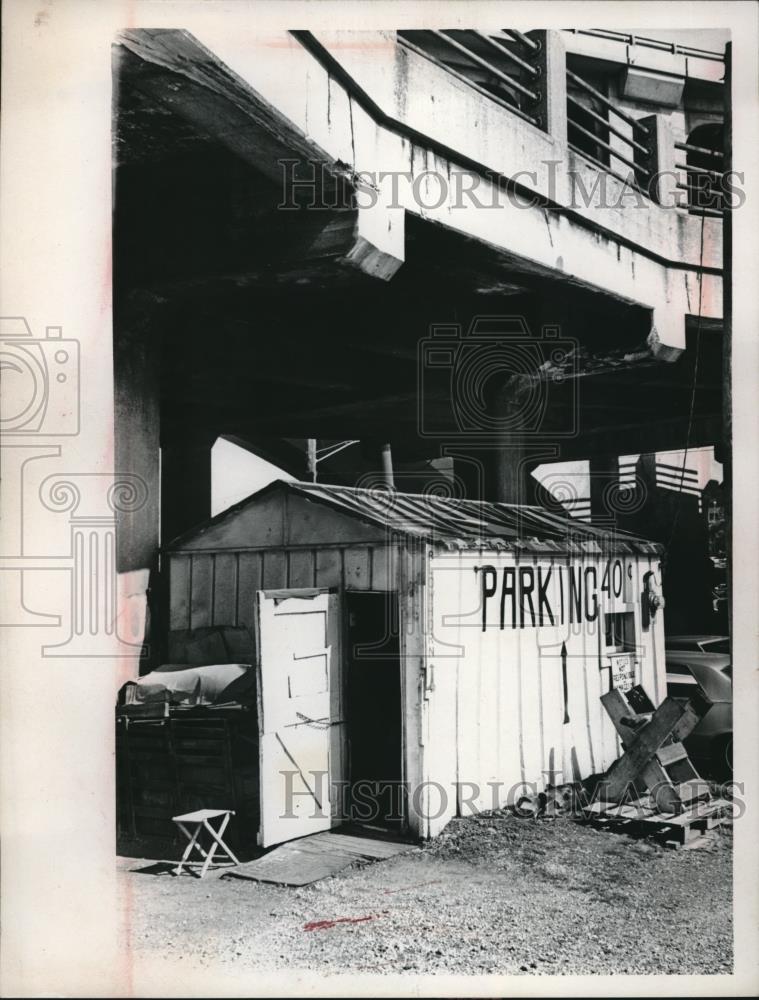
{"left": 426, "top": 549, "right": 667, "bottom": 811}
{"left": 169, "top": 545, "right": 395, "bottom": 635}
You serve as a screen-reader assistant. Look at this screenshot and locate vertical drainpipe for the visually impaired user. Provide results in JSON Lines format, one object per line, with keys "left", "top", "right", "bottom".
{"left": 381, "top": 443, "right": 395, "bottom": 488}
{"left": 307, "top": 439, "right": 317, "bottom": 482}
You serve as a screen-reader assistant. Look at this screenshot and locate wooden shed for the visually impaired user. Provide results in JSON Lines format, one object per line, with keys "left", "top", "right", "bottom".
{"left": 165, "top": 479, "right": 667, "bottom": 844}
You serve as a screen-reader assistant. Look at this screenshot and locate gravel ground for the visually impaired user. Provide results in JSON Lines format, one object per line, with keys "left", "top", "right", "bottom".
{"left": 120, "top": 814, "right": 733, "bottom": 977}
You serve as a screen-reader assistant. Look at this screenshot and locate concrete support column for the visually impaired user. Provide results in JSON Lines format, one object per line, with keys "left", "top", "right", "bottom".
{"left": 114, "top": 298, "right": 161, "bottom": 575}
{"left": 640, "top": 113, "right": 679, "bottom": 208}
{"left": 160, "top": 431, "right": 215, "bottom": 545}
{"left": 528, "top": 30, "right": 567, "bottom": 146}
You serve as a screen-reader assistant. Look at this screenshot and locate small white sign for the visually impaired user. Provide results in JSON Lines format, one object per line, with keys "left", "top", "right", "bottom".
{"left": 609, "top": 653, "right": 635, "bottom": 692}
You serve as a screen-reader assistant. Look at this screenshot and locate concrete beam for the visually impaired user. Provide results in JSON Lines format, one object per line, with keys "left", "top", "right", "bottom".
{"left": 118, "top": 27, "right": 723, "bottom": 356}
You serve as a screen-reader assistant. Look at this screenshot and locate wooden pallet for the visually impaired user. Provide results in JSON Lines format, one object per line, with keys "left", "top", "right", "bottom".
{"left": 584, "top": 795, "right": 731, "bottom": 847}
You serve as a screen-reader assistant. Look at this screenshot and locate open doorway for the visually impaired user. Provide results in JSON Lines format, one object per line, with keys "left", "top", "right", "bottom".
{"left": 345, "top": 592, "right": 403, "bottom": 833}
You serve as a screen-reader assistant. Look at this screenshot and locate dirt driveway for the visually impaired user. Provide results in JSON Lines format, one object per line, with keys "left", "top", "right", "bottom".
{"left": 119, "top": 814, "right": 732, "bottom": 978}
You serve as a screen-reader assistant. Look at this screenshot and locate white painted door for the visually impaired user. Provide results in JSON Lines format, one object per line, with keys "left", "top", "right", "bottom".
{"left": 256, "top": 589, "right": 337, "bottom": 847}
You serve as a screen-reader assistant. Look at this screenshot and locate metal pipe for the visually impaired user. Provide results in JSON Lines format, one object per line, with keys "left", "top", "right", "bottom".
{"left": 675, "top": 141, "right": 723, "bottom": 158}
{"left": 399, "top": 36, "right": 540, "bottom": 126}
{"left": 474, "top": 30, "right": 540, "bottom": 77}
{"left": 568, "top": 118, "right": 649, "bottom": 175}
{"left": 568, "top": 28, "right": 725, "bottom": 61}
{"left": 381, "top": 443, "right": 395, "bottom": 488}
{"left": 568, "top": 143, "right": 650, "bottom": 193}
{"left": 567, "top": 69, "right": 650, "bottom": 134}
{"left": 567, "top": 94, "right": 650, "bottom": 156}
{"left": 434, "top": 30, "right": 540, "bottom": 102}
{"left": 505, "top": 29, "right": 539, "bottom": 52}
{"left": 675, "top": 162, "right": 724, "bottom": 179}
{"left": 307, "top": 439, "right": 318, "bottom": 482}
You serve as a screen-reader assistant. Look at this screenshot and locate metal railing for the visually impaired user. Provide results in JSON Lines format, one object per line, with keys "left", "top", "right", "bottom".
{"left": 566, "top": 69, "right": 653, "bottom": 192}
{"left": 397, "top": 29, "right": 545, "bottom": 129}
{"left": 398, "top": 28, "right": 725, "bottom": 216}
{"left": 551, "top": 462, "right": 704, "bottom": 521}
{"left": 565, "top": 29, "right": 725, "bottom": 63}
{"left": 674, "top": 139, "right": 725, "bottom": 217}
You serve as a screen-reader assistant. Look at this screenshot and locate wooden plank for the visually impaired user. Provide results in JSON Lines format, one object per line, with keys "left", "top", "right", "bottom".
{"left": 228, "top": 846, "right": 356, "bottom": 885}
{"left": 262, "top": 550, "right": 287, "bottom": 590}
{"left": 213, "top": 553, "right": 238, "bottom": 626}
{"left": 320, "top": 832, "right": 410, "bottom": 859}
{"left": 225, "top": 830, "right": 411, "bottom": 885}
{"left": 236, "top": 553, "right": 262, "bottom": 630}
{"left": 344, "top": 548, "right": 371, "bottom": 590}
{"left": 314, "top": 549, "right": 342, "bottom": 590}
{"left": 371, "top": 545, "right": 396, "bottom": 591}
{"left": 675, "top": 779, "right": 712, "bottom": 805}
{"left": 656, "top": 742, "right": 689, "bottom": 767}
{"left": 190, "top": 554, "right": 214, "bottom": 628}
{"left": 638, "top": 798, "right": 728, "bottom": 827}
{"left": 602, "top": 803, "right": 650, "bottom": 820}
{"left": 584, "top": 801, "right": 611, "bottom": 815}
{"left": 288, "top": 549, "right": 315, "bottom": 589}
{"left": 169, "top": 556, "right": 192, "bottom": 630}
{"left": 602, "top": 697, "right": 686, "bottom": 799}
{"left": 600, "top": 688, "right": 647, "bottom": 748}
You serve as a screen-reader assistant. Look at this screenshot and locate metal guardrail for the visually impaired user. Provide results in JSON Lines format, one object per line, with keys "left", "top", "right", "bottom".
{"left": 565, "top": 28, "right": 725, "bottom": 63}
{"left": 550, "top": 463, "right": 705, "bottom": 520}
{"left": 398, "top": 29, "right": 545, "bottom": 129}
{"left": 566, "top": 68, "right": 653, "bottom": 192}
{"left": 398, "top": 28, "right": 725, "bottom": 214}
{"left": 674, "top": 139, "right": 725, "bottom": 216}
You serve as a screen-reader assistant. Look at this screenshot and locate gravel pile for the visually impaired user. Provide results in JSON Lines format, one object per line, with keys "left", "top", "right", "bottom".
{"left": 121, "top": 812, "right": 733, "bottom": 977}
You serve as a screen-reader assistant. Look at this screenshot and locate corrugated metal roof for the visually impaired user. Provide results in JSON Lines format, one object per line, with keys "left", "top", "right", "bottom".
{"left": 168, "top": 479, "right": 662, "bottom": 555}
{"left": 285, "top": 481, "right": 662, "bottom": 556}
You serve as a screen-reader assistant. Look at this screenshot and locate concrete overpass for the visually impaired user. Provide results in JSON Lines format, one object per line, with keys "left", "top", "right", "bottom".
{"left": 112, "top": 26, "right": 727, "bottom": 608}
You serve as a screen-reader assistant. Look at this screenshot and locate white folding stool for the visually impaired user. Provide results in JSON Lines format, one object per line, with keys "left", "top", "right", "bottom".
{"left": 171, "top": 808, "right": 240, "bottom": 878}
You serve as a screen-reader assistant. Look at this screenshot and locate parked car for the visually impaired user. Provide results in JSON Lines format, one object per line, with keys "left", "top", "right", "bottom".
{"left": 666, "top": 635, "right": 730, "bottom": 655}
{"left": 665, "top": 635, "right": 732, "bottom": 779}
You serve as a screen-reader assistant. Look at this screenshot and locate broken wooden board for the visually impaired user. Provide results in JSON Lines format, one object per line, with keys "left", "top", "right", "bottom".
{"left": 585, "top": 795, "right": 731, "bottom": 848}
{"left": 222, "top": 829, "right": 413, "bottom": 886}
{"left": 599, "top": 688, "right": 708, "bottom": 812}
